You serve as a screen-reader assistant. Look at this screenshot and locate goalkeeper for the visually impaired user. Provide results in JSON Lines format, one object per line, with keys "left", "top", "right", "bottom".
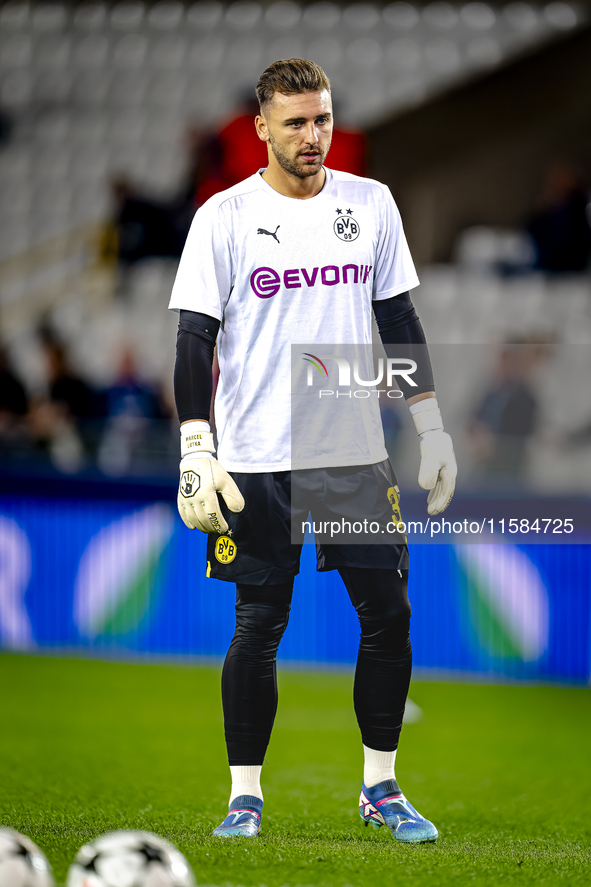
{"left": 170, "top": 58, "right": 456, "bottom": 843}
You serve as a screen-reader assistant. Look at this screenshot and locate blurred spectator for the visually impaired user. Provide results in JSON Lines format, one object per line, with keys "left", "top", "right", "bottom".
{"left": 25, "top": 330, "right": 97, "bottom": 474}
{"left": 461, "top": 164, "right": 591, "bottom": 277}
{"left": 175, "top": 126, "right": 227, "bottom": 224}
{"left": 0, "top": 346, "right": 27, "bottom": 417}
{"left": 457, "top": 226, "right": 536, "bottom": 276}
{"left": 217, "top": 96, "right": 269, "bottom": 192}
{"left": 527, "top": 164, "right": 591, "bottom": 273}
{"left": 0, "top": 346, "right": 29, "bottom": 457}
{"left": 0, "top": 107, "right": 12, "bottom": 149}
{"left": 328, "top": 124, "right": 367, "bottom": 177}
{"left": 40, "top": 330, "right": 96, "bottom": 425}
{"left": 183, "top": 96, "right": 266, "bottom": 207}
{"left": 109, "top": 177, "right": 182, "bottom": 269}
{"left": 97, "top": 348, "right": 169, "bottom": 476}
{"left": 27, "top": 397, "right": 85, "bottom": 474}
{"left": 468, "top": 343, "right": 542, "bottom": 483}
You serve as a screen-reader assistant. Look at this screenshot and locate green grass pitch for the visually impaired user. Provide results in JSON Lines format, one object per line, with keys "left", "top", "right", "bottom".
{"left": 0, "top": 653, "right": 590, "bottom": 886}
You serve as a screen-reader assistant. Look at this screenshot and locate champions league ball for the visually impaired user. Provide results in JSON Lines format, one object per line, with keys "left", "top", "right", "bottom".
{"left": 66, "top": 831, "right": 196, "bottom": 887}
{"left": 0, "top": 828, "right": 55, "bottom": 887}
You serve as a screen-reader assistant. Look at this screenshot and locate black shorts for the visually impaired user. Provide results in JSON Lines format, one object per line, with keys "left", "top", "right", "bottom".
{"left": 206, "top": 459, "right": 409, "bottom": 585}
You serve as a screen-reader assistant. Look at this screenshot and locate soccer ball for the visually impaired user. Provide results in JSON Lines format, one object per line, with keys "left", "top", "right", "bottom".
{"left": 66, "top": 830, "right": 196, "bottom": 887}
{"left": 0, "top": 828, "right": 55, "bottom": 886}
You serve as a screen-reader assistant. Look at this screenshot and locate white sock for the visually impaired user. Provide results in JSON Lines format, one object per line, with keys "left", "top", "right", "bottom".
{"left": 229, "top": 765, "right": 263, "bottom": 804}
{"left": 363, "top": 745, "right": 397, "bottom": 788}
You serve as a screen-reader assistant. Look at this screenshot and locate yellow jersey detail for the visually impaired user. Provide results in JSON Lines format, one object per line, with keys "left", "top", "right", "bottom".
{"left": 387, "top": 485, "right": 406, "bottom": 540}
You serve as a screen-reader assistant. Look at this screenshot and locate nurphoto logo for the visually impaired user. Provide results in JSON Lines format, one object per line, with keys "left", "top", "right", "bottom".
{"left": 302, "top": 353, "right": 417, "bottom": 398}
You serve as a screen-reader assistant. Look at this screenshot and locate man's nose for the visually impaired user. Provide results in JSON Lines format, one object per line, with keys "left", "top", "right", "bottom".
{"left": 303, "top": 121, "right": 319, "bottom": 144}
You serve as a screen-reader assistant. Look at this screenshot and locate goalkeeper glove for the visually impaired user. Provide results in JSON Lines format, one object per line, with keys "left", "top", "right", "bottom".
{"left": 177, "top": 421, "right": 244, "bottom": 533}
{"left": 410, "top": 398, "right": 457, "bottom": 516}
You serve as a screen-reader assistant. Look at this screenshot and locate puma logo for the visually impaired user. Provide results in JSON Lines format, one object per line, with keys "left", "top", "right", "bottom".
{"left": 257, "top": 225, "right": 280, "bottom": 243}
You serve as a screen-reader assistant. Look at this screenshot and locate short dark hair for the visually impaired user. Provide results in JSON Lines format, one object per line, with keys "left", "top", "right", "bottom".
{"left": 256, "top": 58, "right": 331, "bottom": 110}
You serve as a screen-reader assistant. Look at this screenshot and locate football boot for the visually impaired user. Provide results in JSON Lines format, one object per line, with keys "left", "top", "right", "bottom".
{"left": 212, "top": 795, "right": 262, "bottom": 838}
{"left": 359, "top": 779, "right": 438, "bottom": 843}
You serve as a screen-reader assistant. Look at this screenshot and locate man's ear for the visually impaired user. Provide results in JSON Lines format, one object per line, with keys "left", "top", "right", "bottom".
{"left": 255, "top": 114, "right": 269, "bottom": 143}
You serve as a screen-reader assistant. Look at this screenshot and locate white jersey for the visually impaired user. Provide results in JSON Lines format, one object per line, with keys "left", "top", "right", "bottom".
{"left": 168, "top": 167, "right": 419, "bottom": 472}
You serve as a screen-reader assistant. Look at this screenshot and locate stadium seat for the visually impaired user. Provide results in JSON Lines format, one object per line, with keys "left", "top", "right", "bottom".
{"left": 73, "top": 3, "right": 109, "bottom": 31}
{"left": 303, "top": 2, "right": 342, "bottom": 29}
{"left": 187, "top": 1, "right": 224, "bottom": 29}
{"left": 148, "top": 1, "right": 185, "bottom": 30}
{"left": 0, "top": 34, "right": 32, "bottom": 68}
{"left": 110, "top": 2, "right": 145, "bottom": 31}
{"left": 225, "top": 1, "right": 263, "bottom": 29}
{"left": 73, "top": 34, "right": 110, "bottom": 67}
{"left": 31, "top": 3, "right": 69, "bottom": 32}
{"left": 343, "top": 3, "right": 381, "bottom": 30}
{"left": 0, "top": 2, "right": 30, "bottom": 30}
{"left": 266, "top": 1, "right": 302, "bottom": 29}
{"left": 422, "top": 2, "right": 460, "bottom": 31}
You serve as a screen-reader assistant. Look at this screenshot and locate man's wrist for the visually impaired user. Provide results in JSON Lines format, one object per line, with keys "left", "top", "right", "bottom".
{"left": 409, "top": 397, "right": 444, "bottom": 437}
{"left": 180, "top": 419, "right": 210, "bottom": 430}
{"left": 181, "top": 452, "right": 214, "bottom": 461}
{"left": 180, "top": 420, "right": 215, "bottom": 458}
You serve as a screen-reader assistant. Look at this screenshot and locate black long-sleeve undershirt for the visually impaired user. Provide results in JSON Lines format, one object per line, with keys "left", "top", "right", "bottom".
{"left": 174, "top": 310, "right": 220, "bottom": 423}
{"left": 174, "top": 293, "right": 434, "bottom": 423}
{"left": 372, "top": 291, "right": 435, "bottom": 397}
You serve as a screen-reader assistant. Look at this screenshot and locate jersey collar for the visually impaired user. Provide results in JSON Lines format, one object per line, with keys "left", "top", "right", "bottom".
{"left": 256, "top": 167, "right": 334, "bottom": 203}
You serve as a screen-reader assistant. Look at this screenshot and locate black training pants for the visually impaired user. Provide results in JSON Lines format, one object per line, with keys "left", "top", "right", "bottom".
{"left": 222, "top": 567, "right": 412, "bottom": 765}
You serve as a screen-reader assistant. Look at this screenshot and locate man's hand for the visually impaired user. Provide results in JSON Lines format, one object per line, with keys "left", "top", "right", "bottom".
{"left": 410, "top": 397, "right": 457, "bottom": 515}
{"left": 177, "top": 421, "right": 244, "bottom": 533}
{"left": 178, "top": 454, "right": 244, "bottom": 533}
{"left": 418, "top": 430, "right": 457, "bottom": 515}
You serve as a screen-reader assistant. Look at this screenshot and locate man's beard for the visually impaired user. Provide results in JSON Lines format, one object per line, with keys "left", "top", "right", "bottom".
{"left": 268, "top": 132, "right": 331, "bottom": 179}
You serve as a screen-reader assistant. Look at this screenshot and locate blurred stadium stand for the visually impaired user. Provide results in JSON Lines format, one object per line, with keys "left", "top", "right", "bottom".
{"left": 1, "top": 1, "right": 589, "bottom": 487}
{"left": 0, "top": 3, "right": 590, "bottom": 677}
{"left": 369, "top": 17, "right": 591, "bottom": 263}
{"left": 0, "top": 1, "right": 588, "bottom": 256}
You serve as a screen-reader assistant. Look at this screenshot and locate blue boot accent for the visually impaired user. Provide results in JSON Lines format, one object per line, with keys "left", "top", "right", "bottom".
{"left": 359, "top": 780, "right": 438, "bottom": 843}
{"left": 212, "top": 795, "right": 263, "bottom": 838}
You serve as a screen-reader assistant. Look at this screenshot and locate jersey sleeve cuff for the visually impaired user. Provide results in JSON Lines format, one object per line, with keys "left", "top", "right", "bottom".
{"left": 373, "top": 277, "right": 420, "bottom": 300}
{"left": 168, "top": 301, "right": 222, "bottom": 320}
